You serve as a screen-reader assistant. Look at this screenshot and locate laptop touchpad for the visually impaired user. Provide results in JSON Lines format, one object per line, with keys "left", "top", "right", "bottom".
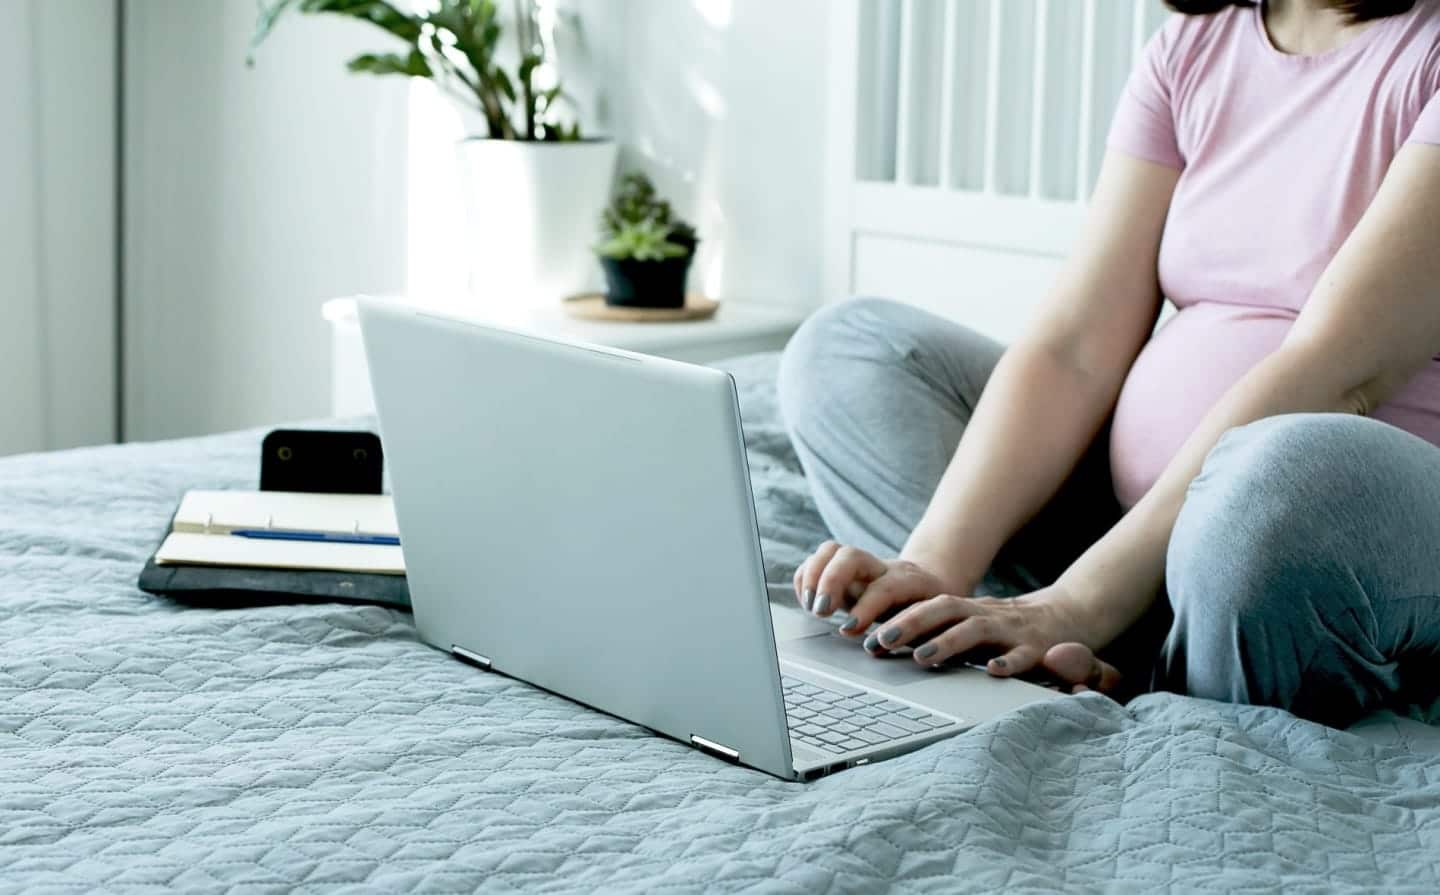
{"left": 781, "top": 631, "right": 948, "bottom": 688}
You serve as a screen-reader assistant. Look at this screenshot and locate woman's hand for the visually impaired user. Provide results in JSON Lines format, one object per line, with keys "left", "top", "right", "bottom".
{"left": 862, "top": 586, "right": 1123, "bottom": 694}
{"left": 791, "top": 541, "right": 960, "bottom": 636}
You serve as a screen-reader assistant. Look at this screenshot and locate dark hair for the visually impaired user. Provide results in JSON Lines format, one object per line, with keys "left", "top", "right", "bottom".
{"left": 1163, "top": 0, "right": 1415, "bottom": 22}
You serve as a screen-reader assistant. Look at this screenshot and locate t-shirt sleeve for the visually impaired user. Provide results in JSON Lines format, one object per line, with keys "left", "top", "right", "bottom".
{"left": 1107, "top": 23, "right": 1184, "bottom": 169}
{"left": 1406, "top": 72, "right": 1440, "bottom": 146}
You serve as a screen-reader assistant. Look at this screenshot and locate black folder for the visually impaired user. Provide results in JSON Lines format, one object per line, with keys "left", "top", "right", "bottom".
{"left": 137, "top": 428, "right": 409, "bottom": 611}
{"left": 138, "top": 556, "right": 410, "bottom": 610}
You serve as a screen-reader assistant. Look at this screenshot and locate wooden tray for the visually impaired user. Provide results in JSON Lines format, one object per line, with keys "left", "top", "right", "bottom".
{"left": 562, "top": 293, "right": 719, "bottom": 323}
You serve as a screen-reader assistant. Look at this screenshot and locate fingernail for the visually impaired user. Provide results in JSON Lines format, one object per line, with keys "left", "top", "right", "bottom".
{"left": 839, "top": 616, "right": 861, "bottom": 634}
{"left": 813, "top": 594, "right": 831, "bottom": 614}
{"left": 915, "top": 643, "right": 938, "bottom": 660}
{"left": 863, "top": 633, "right": 881, "bottom": 652}
{"left": 991, "top": 657, "right": 1007, "bottom": 670}
{"left": 801, "top": 589, "right": 814, "bottom": 611}
{"left": 878, "top": 626, "right": 902, "bottom": 647}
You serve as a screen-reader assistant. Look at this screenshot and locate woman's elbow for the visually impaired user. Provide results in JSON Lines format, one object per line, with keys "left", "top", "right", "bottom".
{"left": 1342, "top": 383, "right": 1375, "bottom": 417}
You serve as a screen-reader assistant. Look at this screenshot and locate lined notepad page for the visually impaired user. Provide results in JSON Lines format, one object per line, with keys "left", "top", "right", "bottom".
{"left": 156, "top": 490, "right": 405, "bottom": 575}
{"left": 171, "top": 490, "right": 398, "bottom": 537}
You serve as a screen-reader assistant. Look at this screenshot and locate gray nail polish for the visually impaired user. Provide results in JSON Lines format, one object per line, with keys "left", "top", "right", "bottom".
{"left": 839, "top": 617, "right": 860, "bottom": 634}
{"left": 813, "top": 593, "right": 831, "bottom": 614}
{"left": 915, "top": 643, "right": 938, "bottom": 660}
{"left": 879, "top": 626, "right": 902, "bottom": 646}
{"left": 802, "top": 589, "right": 814, "bottom": 611}
{"left": 863, "top": 633, "right": 881, "bottom": 652}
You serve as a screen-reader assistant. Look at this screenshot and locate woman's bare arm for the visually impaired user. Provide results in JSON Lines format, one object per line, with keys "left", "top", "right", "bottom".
{"left": 822, "top": 152, "right": 1181, "bottom": 632}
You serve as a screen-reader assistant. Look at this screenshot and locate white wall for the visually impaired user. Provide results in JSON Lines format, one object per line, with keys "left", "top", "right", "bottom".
{"left": 121, "top": 0, "right": 823, "bottom": 442}
{"left": 406, "top": 0, "right": 831, "bottom": 310}
{"left": 581, "top": 0, "right": 829, "bottom": 309}
{"left": 123, "top": 1, "right": 409, "bottom": 442}
{"left": 0, "top": 0, "right": 117, "bottom": 456}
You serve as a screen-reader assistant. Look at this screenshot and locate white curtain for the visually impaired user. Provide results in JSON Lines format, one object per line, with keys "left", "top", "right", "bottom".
{"left": 0, "top": 0, "right": 118, "bottom": 456}
{"left": 122, "top": 1, "right": 409, "bottom": 442}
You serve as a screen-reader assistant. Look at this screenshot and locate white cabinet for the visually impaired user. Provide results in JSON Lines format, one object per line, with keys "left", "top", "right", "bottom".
{"left": 325, "top": 296, "right": 807, "bottom": 417}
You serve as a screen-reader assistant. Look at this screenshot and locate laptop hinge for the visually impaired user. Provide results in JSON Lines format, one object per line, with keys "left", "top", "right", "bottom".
{"left": 451, "top": 645, "right": 492, "bottom": 671}
{"left": 690, "top": 734, "right": 740, "bottom": 763}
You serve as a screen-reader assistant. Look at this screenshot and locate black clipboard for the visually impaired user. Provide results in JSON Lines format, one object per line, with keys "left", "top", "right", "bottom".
{"left": 138, "top": 556, "right": 410, "bottom": 610}
{"left": 138, "top": 427, "right": 410, "bottom": 611}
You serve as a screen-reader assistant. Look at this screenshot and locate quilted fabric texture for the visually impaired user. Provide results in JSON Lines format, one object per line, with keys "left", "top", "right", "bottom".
{"left": 2, "top": 352, "right": 1440, "bottom": 893}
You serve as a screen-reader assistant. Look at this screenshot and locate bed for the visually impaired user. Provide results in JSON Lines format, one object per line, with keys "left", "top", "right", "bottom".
{"left": 3, "top": 352, "right": 1439, "bottom": 892}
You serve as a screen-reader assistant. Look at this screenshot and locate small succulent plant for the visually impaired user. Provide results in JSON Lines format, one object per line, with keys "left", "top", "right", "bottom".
{"left": 597, "top": 219, "right": 690, "bottom": 262}
{"left": 596, "top": 173, "right": 697, "bottom": 262}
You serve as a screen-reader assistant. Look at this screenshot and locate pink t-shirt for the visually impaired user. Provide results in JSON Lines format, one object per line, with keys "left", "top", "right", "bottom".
{"left": 1106, "top": 0, "right": 1440, "bottom": 508}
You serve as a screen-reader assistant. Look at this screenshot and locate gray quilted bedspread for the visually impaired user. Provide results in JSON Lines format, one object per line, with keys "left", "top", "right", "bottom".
{"left": 4, "top": 353, "right": 1440, "bottom": 893}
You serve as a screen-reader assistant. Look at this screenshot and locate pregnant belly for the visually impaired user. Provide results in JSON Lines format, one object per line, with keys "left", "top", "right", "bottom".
{"left": 1109, "top": 303, "right": 1294, "bottom": 508}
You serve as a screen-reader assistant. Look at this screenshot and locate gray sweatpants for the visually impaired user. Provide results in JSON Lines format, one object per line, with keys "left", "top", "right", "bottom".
{"left": 777, "top": 298, "right": 1440, "bottom": 727}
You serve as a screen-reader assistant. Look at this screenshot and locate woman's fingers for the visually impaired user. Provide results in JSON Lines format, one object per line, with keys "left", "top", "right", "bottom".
{"left": 913, "top": 614, "right": 998, "bottom": 666}
{"left": 986, "top": 643, "right": 1042, "bottom": 677}
{"left": 841, "top": 573, "right": 927, "bottom": 637}
{"left": 845, "top": 592, "right": 1122, "bottom": 695}
{"left": 1042, "top": 642, "right": 1124, "bottom": 694}
{"left": 861, "top": 594, "right": 971, "bottom": 654}
{"left": 796, "top": 541, "right": 841, "bottom": 611}
{"left": 813, "top": 546, "right": 885, "bottom": 618}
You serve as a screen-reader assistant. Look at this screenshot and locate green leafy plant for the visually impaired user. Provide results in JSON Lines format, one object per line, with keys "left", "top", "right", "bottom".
{"left": 249, "top": 0, "right": 580, "bottom": 142}
{"left": 596, "top": 173, "right": 697, "bottom": 261}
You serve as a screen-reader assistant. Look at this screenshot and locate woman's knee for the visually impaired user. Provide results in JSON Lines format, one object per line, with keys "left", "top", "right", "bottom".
{"left": 781, "top": 298, "right": 907, "bottom": 394}
{"left": 1167, "top": 415, "right": 1363, "bottom": 619}
{"left": 1163, "top": 414, "right": 1401, "bottom": 709}
{"left": 778, "top": 297, "right": 943, "bottom": 436}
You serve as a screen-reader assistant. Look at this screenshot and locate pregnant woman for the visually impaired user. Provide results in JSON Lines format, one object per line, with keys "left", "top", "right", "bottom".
{"left": 780, "top": 0, "right": 1440, "bottom": 727}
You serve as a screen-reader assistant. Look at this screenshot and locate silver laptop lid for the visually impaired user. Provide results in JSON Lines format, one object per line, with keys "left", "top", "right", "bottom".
{"left": 359, "top": 300, "right": 794, "bottom": 778}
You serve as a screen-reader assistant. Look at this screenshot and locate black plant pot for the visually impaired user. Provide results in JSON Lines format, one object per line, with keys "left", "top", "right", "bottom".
{"left": 600, "top": 254, "right": 694, "bottom": 309}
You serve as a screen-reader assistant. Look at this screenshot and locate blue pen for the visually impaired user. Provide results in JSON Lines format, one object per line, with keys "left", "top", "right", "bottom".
{"left": 230, "top": 529, "right": 401, "bottom": 547}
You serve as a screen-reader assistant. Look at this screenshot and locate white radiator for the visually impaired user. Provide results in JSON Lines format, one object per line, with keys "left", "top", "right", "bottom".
{"left": 824, "top": 0, "right": 1171, "bottom": 341}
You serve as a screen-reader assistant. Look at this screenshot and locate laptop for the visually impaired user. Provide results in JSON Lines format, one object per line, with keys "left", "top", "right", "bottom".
{"left": 358, "top": 300, "right": 1059, "bottom": 781}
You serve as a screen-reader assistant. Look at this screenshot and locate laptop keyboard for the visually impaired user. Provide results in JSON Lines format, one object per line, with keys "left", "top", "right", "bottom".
{"left": 782, "top": 674, "right": 955, "bottom": 755}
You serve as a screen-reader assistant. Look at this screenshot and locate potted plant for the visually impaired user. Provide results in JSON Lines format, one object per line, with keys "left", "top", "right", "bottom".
{"left": 595, "top": 174, "right": 699, "bottom": 310}
{"left": 249, "top": 0, "right": 618, "bottom": 307}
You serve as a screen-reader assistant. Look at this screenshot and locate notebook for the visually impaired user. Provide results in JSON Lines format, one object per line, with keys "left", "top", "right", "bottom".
{"left": 154, "top": 490, "right": 405, "bottom": 575}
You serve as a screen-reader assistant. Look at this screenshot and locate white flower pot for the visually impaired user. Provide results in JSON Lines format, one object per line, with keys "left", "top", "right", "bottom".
{"left": 456, "top": 138, "right": 619, "bottom": 307}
